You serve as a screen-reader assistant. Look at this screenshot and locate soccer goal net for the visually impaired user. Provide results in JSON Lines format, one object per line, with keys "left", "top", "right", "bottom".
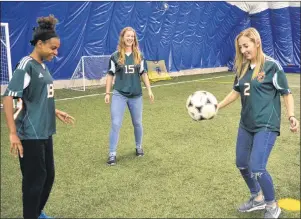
{"left": 1, "top": 23, "right": 13, "bottom": 95}
{"left": 69, "top": 55, "right": 111, "bottom": 91}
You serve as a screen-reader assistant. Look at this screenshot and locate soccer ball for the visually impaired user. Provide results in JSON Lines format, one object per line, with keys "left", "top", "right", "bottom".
{"left": 186, "top": 91, "right": 218, "bottom": 121}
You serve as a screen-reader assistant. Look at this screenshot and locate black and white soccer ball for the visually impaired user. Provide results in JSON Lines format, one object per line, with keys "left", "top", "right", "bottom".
{"left": 186, "top": 91, "right": 218, "bottom": 121}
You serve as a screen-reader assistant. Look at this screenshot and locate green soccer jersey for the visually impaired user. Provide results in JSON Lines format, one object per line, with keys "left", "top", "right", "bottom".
{"left": 107, "top": 51, "right": 146, "bottom": 97}
{"left": 4, "top": 56, "right": 56, "bottom": 140}
{"left": 233, "top": 56, "right": 291, "bottom": 135}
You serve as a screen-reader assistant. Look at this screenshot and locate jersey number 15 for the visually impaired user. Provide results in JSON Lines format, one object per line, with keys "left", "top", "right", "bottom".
{"left": 125, "top": 65, "right": 135, "bottom": 74}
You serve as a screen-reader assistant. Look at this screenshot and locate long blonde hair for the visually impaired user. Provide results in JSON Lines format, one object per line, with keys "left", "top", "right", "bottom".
{"left": 117, "top": 27, "right": 141, "bottom": 65}
{"left": 234, "top": 27, "right": 265, "bottom": 80}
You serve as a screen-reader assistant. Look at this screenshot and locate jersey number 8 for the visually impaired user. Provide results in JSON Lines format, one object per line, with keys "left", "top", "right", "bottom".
{"left": 47, "top": 84, "right": 54, "bottom": 98}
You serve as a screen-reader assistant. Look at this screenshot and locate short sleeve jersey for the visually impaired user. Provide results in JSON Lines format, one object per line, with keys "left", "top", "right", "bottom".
{"left": 233, "top": 56, "right": 291, "bottom": 135}
{"left": 3, "top": 56, "right": 56, "bottom": 140}
{"left": 107, "top": 51, "right": 146, "bottom": 97}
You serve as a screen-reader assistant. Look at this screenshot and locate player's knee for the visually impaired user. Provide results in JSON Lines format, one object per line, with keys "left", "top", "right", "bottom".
{"left": 25, "top": 169, "right": 47, "bottom": 193}
{"left": 111, "top": 120, "right": 122, "bottom": 130}
{"left": 237, "top": 166, "right": 250, "bottom": 176}
{"left": 236, "top": 159, "right": 249, "bottom": 169}
{"left": 132, "top": 119, "right": 142, "bottom": 127}
{"left": 251, "top": 170, "right": 266, "bottom": 180}
{"left": 236, "top": 156, "right": 249, "bottom": 168}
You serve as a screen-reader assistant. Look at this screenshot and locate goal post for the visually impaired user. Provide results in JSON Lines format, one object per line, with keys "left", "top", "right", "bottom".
{"left": 1, "top": 22, "right": 13, "bottom": 95}
{"left": 69, "top": 55, "right": 111, "bottom": 91}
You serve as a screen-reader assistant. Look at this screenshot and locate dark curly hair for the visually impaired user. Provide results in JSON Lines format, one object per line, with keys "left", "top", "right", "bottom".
{"left": 30, "top": 14, "right": 59, "bottom": 46}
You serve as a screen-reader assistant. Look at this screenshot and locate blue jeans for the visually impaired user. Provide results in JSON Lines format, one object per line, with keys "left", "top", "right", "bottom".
{"left": 109, "top": 90, "right": 143, "bottom": 154}
{"left": 236, "top": 127, "right": 278, "bottom": 203}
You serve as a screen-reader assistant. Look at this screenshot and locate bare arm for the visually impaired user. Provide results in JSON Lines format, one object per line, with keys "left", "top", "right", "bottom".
{"left": 141, "top": 73, "right": 154, "bottom": 102}
{"left": 104, "top": 74, "right": 114, "bottom": 104}
{"left": 3, "top": 96, "right": 23, "bottom": 157}
{"left": 283, "top": 93, "right": 299, "bottom": 132}
{"left": 105, "top": 74, "right": 114, "bottom": 94}
{"left": 55, "top": 109, "right": 75, "bottom": 124}
{"left": 3, "top": 96, "right": 17, "bottom": 134}
{"left": 217, "top": 89, "right": 240, "bottom": 110}
{"left": 283, "top": 93, "right": 295, "bottom": 118}
{"left": 141, "top": 73, "right": 151, "bottom": 93}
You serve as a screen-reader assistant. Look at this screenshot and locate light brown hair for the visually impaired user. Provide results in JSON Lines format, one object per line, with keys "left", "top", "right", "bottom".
{"left": 117, "top": 27, "right": 141, "bottom": 65}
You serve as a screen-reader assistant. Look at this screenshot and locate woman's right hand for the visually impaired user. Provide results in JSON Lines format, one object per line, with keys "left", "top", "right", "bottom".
{"left": 289, "top": 116, "right": 299, "bottom": 133}
{"left": 9, "top": 133, "right": 23, "bottom": 158}
{"left": 104, "top": 93, "right": 110, "bottom": 104}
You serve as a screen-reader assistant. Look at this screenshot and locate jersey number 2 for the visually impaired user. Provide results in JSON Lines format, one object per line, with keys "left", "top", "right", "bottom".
{"left": 47, "top": 84, "right": 54, "bottom": 98}
{"left": 244, "top": 83, "right": 250, "bottom": 96}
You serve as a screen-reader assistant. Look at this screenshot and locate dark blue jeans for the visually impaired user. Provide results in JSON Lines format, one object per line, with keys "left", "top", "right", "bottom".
{"left": 236, "top": 127, "right": 278, "bottom": 203}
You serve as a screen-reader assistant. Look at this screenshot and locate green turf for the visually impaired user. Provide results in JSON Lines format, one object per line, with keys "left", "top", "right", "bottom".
{"left": 1, "top": 72, "right": 300, "bottom": 218}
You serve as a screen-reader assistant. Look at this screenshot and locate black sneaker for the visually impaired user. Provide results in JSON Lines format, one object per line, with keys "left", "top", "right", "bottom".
{"left": 136, "top": 148, "right": 144, "bottom": 157}
{"left": 107, "top": 156, "right": 116, "bottom": 165}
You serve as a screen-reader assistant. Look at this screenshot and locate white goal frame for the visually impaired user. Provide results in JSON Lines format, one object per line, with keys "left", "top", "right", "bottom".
{"left": 68, "top": 55, "right": 111, "bottom": 91}
{"left": 1, "top": 22, "right": 13, "bottom": 95}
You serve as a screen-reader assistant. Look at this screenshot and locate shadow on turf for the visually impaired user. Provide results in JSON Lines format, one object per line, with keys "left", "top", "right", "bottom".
{"left": 104, "top": 151, "right": 144, "bottom": 167}
{"left": 233, "top": 209, "right": 266, "bottom": 218}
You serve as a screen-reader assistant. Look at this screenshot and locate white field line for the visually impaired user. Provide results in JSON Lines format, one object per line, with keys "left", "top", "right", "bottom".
{"left": 56, "top": 74, "right": 233, "bottom": 102}
{"left": 55, "top": 74, "right": 300, "bottom": 102}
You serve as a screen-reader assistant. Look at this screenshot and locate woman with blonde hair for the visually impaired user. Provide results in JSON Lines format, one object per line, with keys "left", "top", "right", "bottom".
{"left": 105, "top": 27, "right": 154, "bottom": 165}
{"left": 218, "top": 27, "right": 299, "bottom": 219}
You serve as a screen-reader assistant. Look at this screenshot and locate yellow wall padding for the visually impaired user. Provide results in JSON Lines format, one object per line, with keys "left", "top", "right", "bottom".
{"left": 146, "top": 60, "right": 171, "bottom": 83}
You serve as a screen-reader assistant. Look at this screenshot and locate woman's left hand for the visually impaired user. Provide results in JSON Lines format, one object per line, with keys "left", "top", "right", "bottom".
{"left": 148, "top": 90, "right": 154, "bottom": 103}
{"left": 56, "top": 109, "right": 75, "bottom": 125}
{"left": 289, "top": 116, "right": 299, "bottom": 133}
